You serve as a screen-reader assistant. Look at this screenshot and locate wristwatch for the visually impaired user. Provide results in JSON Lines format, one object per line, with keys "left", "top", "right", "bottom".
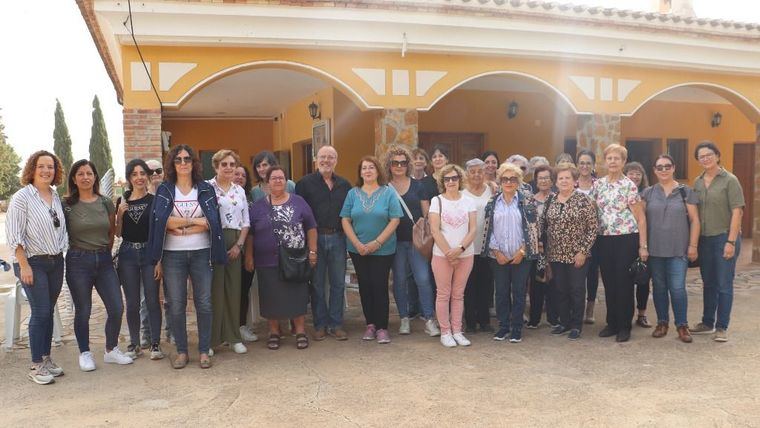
{"left": 459, "top": 245, "right": 466, "bottom": 252}
{"left": 726, "top": 240, "right": 736, "bottom": 246}
{"left": 237, "top": 243, "right": 244, "bottom": 251}
{"left": 309, "top": 250, "right": 317, "bottom": 255}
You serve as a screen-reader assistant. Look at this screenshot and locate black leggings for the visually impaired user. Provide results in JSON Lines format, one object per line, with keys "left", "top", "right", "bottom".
{"left": 349, "top": 252, "right": 394, "bottom": 330}
{"left": 596, "top": 233, "right": 638, "bottom": 332}
{"left": 636, "top": 281, "right": 650, "bottom": 311}
{"left": 240, "top": 266, "right": 254, "bottom": 326}
{"left": 465, "top": 256, "right": 494, "bottom": 328}
{"left": 586, "top": 241, "right": 600, "bottom": 302}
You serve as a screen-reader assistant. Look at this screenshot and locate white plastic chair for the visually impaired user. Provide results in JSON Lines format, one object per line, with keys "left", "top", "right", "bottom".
{"left": 2, "top": 279, "right": 63, "bottom": 351}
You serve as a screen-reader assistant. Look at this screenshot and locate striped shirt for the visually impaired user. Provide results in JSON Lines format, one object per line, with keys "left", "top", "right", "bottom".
{"left": 488, "top": 193, "right": 524, "bottom": 258}
{"left": 5, "top": 184, "right": 69, "bottom": 262}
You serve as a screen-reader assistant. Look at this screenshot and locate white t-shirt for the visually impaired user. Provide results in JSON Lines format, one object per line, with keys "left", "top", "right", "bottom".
{"left": 462, "top": 186, "right": 492, "bottom": 255}
{"left": 164, "top": 187, "right": 211, "bottom": 251}
{"left": 429, "top": 193, "right": 476, "bottom": 258}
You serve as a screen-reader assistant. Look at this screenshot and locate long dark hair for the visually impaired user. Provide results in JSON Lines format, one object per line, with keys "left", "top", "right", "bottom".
{"left": 164, "top": 144, "right": 203, "bottom": 184}
{"left": 125, "top": 158, "right": 151, "bottom": 191}
{"left": 252, "top": 151, "right": 279, "bottom": 182}
{"left": 65, "top": 159, "right": 101, "bottom": 205}
{"left": 240, "top": 166, "right": 253, "bottom": 201}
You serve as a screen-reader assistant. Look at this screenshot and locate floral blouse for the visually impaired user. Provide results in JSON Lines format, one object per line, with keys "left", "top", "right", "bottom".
{"left": 591, "top": 175, "right": 640, "bottom": 236}
{"left": 544, "top": 191, "right": 598, "bottom": 264}
{"left": 209, "top": 178, "right": 250, "bottom": 230}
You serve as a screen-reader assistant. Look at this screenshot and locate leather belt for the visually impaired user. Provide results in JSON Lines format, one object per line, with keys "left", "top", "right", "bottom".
{"left": 122, "top": 241, "right": 147, "bottom": 249}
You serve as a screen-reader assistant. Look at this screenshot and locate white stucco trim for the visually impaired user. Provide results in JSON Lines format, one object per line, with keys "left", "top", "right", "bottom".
{"left": 130, "top": 61, "right": 151, "bottom": 91}
{"left": 416, "top": 70, "right": 447, "bottom": 96}
{"left": 617, "top": 79, "right": 641, "bottom": 102}
{"left": 599, "top": 78, "right": 613, "bottom": 101}
{"left": 352, "top": 68, "right": 387, "bottom": 96}
{"left": 624, "top": 82, "right": 760, "bottom": 120}
{"left": 569, "top": 76, "right": 596, "bottom": 101}
{"left": 392, "top": 70, "right": 410, "bottom": 96}
{"left": 159, "top": 62, "right": 197, "bottom": 91}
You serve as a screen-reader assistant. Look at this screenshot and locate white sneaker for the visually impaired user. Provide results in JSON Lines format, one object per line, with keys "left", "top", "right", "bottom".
{"left": 104, "top": 347, "right": 134, "bottom": 365}
{"left": 452, "top": 333, "right": 471, "bottom": 346}
{"left": 232, "top": 342, "right": 248, "bottom": 354}
{"left": 239, "top": 325, "right": 259, "bottom": 342}
{"left": 425, "top": 319, "right": 441, "bottom": 337}
{"left": 208, "top": 348, "right": 215, "bottom": 357}
{"left": 440, "top": 333, "right": 457, "bottom": 348}
{"left": 79, "top": 351, "right": 96, "bottom": 372}
{"left": 28, "top": 363, "right": 55, "bottom": 385}
{"left": 399, "top": 317, "right": 411, "bottom": 335}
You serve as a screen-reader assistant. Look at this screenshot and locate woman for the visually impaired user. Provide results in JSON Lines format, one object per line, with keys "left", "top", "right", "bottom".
{"left": 411, "top": 148, "right": 431, "bottom": 181}
{"left": 624, "top": 161, "right": 652, "bottom": 328}
{"left": 340, "top": 156, "right": 402, "bottom": 344}
{"left": 251, "top": 151, "right": 295, "bottom": 202}
{"left": 421, "top": 145, "right": 450, "bottom": 200}
{"left": 544, "top": 163, "right": 598, "bottom": 340}
{"left": 234, "top": 165, "right": 258, "bottom": 342}
{"left": 385, "top": 145, "right": 438, "bottom": 336}
{"left": 482, "top": 163, "right": 540, "bottom": 343}
{"left": 115, "top": 159, "right": 163, "bottom": 360}
{"left": 430, "top": 164, "right": 477, "bottom": 347}
{"left": 64, "top": 160, "right": 133, "bottom": 371}
{"left": 480, "top": 151, "right": 500, "bottom": 183}
{"left": 641, "top": 155, "right": 699, "bottom": 343}
{"left": 576, "top": 149, "right": 599, "bottom": 324}
{"left": 6, "top": 151, "right": 68, "bottom": 384}
{"left": 691, "top": 141, "right": 744, "bottom": 342}
{"left": 246, "top": 166, "right": 317, "bottom": 350}
{"left": 591, "top": 144, "right": 648, "bottom": 343}
{"left": 208, "top": 150, "right": 250, "bottom": 355}
{"left": 463, "top": 158, "right": 494, "bottom": 333}
{"left": 527, "top": 164, "right": 558, "bottom": 329}
{"left": 147, "top": 144, "right": 227, "bottom": 369}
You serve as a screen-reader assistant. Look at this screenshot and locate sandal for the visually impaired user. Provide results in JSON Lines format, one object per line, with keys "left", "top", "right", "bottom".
{"left": 199, "top": 354, "right": 212, "bottom": 369}
{"left": 296, "top": 333, "right": 309, "bottom": 350}
{"left": 267, "top": 334, "right": 281, "bottom": 350}
{"left": 172, "top": 353, "right": 188, "bottom": 369}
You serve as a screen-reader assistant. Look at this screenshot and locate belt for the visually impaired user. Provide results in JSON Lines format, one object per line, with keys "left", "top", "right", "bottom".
{"left": 122, "top": 241, "right": 147, "bottom": 249}
{"left": 69, "top": 247, "right": 109, "bottom": 254}
{"left": 317, "top": 228, "right": 342, "bottom": 235}
{"left": 28, "top": 253, "right": 63, "bottom": 260}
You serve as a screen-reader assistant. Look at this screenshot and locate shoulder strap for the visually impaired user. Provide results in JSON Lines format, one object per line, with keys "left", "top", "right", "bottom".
{"left": 677, "top": 185, "right": 689, "bottom": 219}
{"left": 389, "top": 183, "right": 414, "bottom": 222}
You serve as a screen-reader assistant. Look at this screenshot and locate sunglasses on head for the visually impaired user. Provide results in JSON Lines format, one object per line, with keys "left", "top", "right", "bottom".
{"left": 391, "top": 160, "right": 409, "bottom": 168}
{"left": 49, "top": 208, "right": 60, "bottom": 228}
{"left": 500, "top": 176, "right": 520, "bottom": 184}
{"left": 654, "top": 164, "right": 673, "bottom": 172}
{"left": 173, "top": 156, "right": 192, "bottom": 165}
{"left": 150, "top": 168, "right": 163, "bottom": 175}
{"left": 443, "top": 175, "right": 460, "bottom": 183}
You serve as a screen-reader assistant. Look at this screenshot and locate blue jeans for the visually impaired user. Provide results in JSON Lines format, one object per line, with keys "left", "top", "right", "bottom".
{"left": 490, "top": 258, "right": 531, "bottom": 331}
{"left": 648, "top": 256, "right": 689, "bottom": 327}
{"left": 13, "top": 254, "right": 64, "bottom": 363}
{"left": 698, "top": 233, "right": 740, "bottom": 330}
{"left": 66, "top": 249, "right": 124, "bottom": 353}
{"left": 392, "top": 241, "right": 435, "bottom": 319}
{"left": 118, "top": 244, "right": 162, "bottom": 346}
{"left": 310, "top": 233, "right": 347, "bottom": 330}
{"left": 162, "top": 249, "right": 213, "bottom": 354}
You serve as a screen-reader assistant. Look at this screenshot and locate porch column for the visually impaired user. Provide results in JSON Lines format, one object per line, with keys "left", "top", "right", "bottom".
{"left": 576, "top": 113, "right": 621, "bottom": 174}
{"left": 753, "top": 124, "right": 760, "bottom": 262}
{"left": 374, "top": 109, "right": 418, "bottom": 158}
{"left": 123, "top": 108, "right": 163, "bottom": 163}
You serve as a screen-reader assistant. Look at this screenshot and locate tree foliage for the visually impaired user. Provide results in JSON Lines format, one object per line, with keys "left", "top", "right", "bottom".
{"left": 88, "top": 95, "right": 113, "bottom": 177}
{"left": 0, "top": 109, "right": 22, "bottom": 200}
{"left": 53, "top": 99, "right": 74, "bottom": 195}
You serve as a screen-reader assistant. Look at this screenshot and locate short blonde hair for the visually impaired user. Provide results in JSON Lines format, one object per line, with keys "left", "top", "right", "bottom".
{"left": 603, "top": 144, "right": 628, "bottom": 162}
{"left": 496, "top": 162, "right": 524, "bottom": 184}
{"left": 437, "top": 164, "right": 467, "bottom": 192}
{"left": 383, "top": 144, "right": 413, "bottom": 177}
{"left": 554, "top": 162, "right": 580, "bottom": 180}
{"left": 212, "top": 149, "right": 241, "bottom": 169}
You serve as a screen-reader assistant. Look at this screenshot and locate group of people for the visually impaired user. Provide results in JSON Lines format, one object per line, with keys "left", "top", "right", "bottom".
{"left": 6, "top": 138, "right": 743, "bottom": 385}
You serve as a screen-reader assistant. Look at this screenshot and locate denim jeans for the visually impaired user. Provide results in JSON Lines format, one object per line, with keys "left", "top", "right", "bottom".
{"left": 162, "top": 249, "right": 213, "bottom": 354}
{"left": 648, "top": 256, "right": 688, "bottom": 327}
{"left": 66, "top": 249, "right": 124, "bottom": 353}
{"left": 13, "top": 254, "right": 64, "bottom": 363}
{"left": 118, "top": 243, "right": 162, "bottom": 346}
{"left": 698, "top": 233, "right": 740, "bottom": 330}
{"left": 490, "top": 258, "right": 531, "bottom": 332}
{"left": 392, "top": 241, "right": 435, "bottom": 320}
{"left": 310, "top": 233, "right": 347, "bottom": 330}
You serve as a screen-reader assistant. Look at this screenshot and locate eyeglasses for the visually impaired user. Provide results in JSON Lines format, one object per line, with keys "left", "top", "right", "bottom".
{"left": 578, "top": 161, "right": 593, "bottom": 167}
{"left": 219, "top": 161, "right": 236, "bottom": 168}
{"left": 537, "top": 176, "right": 552, "bottom": 181}
{"left": 443, "top": 175, "right": 460, "bottom": 183}
{"left": 698, "top": 153, "right": 715, "bottom": 161}
{"left": 173, "top": 156, "right": 192, "bottom": 165}
{"left": 49, "top": 208, "right": 60, "bottom": 228}
{"left": 519, "top": 166, "right": 527, "bottom": 172}
{"left": 654, "top": 164, "right": 673, "bottom": 172}
{"left": 150, "top": 168, "right": 163, "bottom": 176}
{"left": 269, "top": 176, "right": 286, "bottom": 182}
{"left": 391, "top": 160, "right": 409, "bottom": 168}
{"left": 500, "top": 176, "right": 520, "bottom": 184}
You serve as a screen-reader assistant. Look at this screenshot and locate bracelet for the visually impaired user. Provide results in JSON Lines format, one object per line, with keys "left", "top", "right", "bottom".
{"left": 309, "top": 250, "right": 317, "bottom": 255}
{"left": 689, "top": 244, "right": 698, "bottom": 248}
{"left": 640, "top": 244, "right": 648, "bottom": 249}
{"left": 374, "top": 240, "right": 382, "bottom": 246}
{"left": 726, "top": 240, "right": 736, "bottom": 246}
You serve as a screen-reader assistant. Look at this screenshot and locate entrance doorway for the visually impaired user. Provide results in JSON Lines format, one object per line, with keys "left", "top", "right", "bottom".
{"left": 733, "top": 142, "right": 755, "bottom": 237}
{"left": 418, "top": 132, "right": 485, "bottom": 167}
{"left": 626, "top": 139, "right": 660, "bottom": 184}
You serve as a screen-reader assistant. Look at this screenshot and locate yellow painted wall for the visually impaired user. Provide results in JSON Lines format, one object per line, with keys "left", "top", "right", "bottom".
{"left": 332, "top": 90, "right": 375, "bottom": 182}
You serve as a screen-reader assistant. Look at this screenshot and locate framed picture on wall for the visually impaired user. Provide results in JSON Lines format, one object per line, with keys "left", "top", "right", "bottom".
{"left": 312, "top": 119, "right": 330, "bottom": 161}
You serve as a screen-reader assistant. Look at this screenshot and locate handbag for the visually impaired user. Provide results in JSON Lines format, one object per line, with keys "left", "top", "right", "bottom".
{"left": 390, "top": 183, "right": 435, "bottom": 260}
{"left": 675, "top": 186, "right": 700, "bottom": 268}
{"left": 628, "top": 257, "right": 650, "bottom": 285}
{"left": 268, "top": 196, "right": 313, "bottom": 283}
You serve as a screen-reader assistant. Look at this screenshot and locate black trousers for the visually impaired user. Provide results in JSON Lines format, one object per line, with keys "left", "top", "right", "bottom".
{"left": 528, "top": 266, "right": 558, "bottom": 327}
{"left": 240, "top": 266, "right": 254, "bottom": 326}
{"left": 464, "top": 256, "right": 494, "bottom": 328}
{"left": 586, "top": 241, "right": 600, "bottom": 302}
{"left": 597, "top": 233, "right": 639, "bottom": 331}
{"left": 349, "top": 252, "right": 394, "bottom": 330}
{"left": 636, "top": 280, "right": 650, "bottom": 311}
{"left": 551, "top": 261, "right": 588, "bottom": 331}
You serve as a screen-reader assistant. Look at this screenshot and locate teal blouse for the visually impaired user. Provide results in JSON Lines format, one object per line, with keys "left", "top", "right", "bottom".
{"left": 339, "top": 185, "right": 403, "bottom": 256}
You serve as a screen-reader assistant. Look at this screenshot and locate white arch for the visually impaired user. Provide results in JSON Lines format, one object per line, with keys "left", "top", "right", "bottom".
{"left": 625, "top": 82, "right": 760, "bottom": 120}
{"left": 420, "top": 70, "right": 586, "bottom": 114}
{"left": 164, "top": 60, "right": 381, "bottom": 110}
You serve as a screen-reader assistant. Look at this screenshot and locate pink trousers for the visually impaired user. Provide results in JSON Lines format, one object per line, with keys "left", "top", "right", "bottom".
{"left": 432, "top": 255, "right": 474, "bottom": 335}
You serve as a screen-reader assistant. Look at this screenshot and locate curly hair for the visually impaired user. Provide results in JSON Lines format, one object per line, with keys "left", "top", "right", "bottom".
{"left": 383, "top": 144, "right": 413, "bottom": 178}
{"left": 436, "top": 164, "right": 467, "bottom": 192}
{"left": 164, "top": 144, "right": 203, "bottom": 184}
{"left": 65, "top": 159, "right": 101, "bottom": 205}
{"left": 355, "top": 156, "right": 386, "bottom": 187}
{"left": 20, "top": 150, "right": 64, "bottom": 186}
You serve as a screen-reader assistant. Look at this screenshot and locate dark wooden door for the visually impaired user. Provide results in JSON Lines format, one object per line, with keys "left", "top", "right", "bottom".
{"left": 418, "top": 132, "right": 485, "bottom": 167}
{"left": 733, "top": 143, "right": 754, "bottom": 238}
{"left": 626, "top": 139, "right": 659, "bottom": 184}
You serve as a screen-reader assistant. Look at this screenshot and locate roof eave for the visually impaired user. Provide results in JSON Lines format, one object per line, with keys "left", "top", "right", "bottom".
{"left": 77, "top": 0, "right": 124, "bottom": 105}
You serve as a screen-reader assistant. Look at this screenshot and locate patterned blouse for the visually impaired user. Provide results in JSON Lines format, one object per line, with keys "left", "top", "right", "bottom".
{"left": 209, "top": 178, "right": 250, "bottom": 230}
{"left": 544, "top": 191, "right": 598, "bottom": 264}
{"left": 590, "top": 175, "right": 640, "bottom": 236}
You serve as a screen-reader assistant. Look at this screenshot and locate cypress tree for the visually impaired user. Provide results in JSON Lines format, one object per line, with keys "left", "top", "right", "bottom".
{"left": 88, "top": 95, "right": 113, "bottom": 177}
{"left": 53, "top": 99, "right": 74, "bottom": 195}
{"left": 0, "top": 109, "right": 22, "bottom": 200}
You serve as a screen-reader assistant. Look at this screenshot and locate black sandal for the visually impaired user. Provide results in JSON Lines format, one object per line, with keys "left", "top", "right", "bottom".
{"left": 296, "top": 333, "right": 309, "bottom": 350}
{"left": 267, "top": 334, "right": 281, "bottom": 350}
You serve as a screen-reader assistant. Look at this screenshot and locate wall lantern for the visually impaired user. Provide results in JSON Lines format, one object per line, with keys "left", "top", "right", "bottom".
{"left": 711, "top": 112, "right": 722, "bottom": 128}
{"left": 508, "top": 101, "right": 519, "bottom": 119}
{"left": 308, "top": 101, "right": 321, "bottom": 120}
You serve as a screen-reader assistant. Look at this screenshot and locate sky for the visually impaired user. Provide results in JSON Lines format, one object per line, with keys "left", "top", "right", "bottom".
{"left": 0, "top": 0, "right": 758, "bottom": 181}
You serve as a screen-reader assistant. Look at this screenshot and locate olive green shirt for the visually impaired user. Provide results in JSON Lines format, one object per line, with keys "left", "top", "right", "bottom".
{"left": 64, "top": 196, "right": 115, "bottom": 250}
{"left": 693, "top": 168, "right": 744, "bottom": 237}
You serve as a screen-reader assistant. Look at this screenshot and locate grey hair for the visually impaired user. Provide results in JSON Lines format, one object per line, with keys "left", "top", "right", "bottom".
{"left": 506, "top": 154, "right": 528, "bottom": 166}
{"left": 465, "top": 158, "right": 485, "bottom": 169}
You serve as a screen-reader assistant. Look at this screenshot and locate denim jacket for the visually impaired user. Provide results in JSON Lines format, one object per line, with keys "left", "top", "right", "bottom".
{"left": 480, "top": 190, "right": 540, "bottom": 260}
{"left": 147, "top": 181, "right": 227, "bottom": 266}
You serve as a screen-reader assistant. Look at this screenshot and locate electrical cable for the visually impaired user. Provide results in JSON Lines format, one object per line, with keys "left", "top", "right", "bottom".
{"left": 123, "top": 0, "right": 163, "bottom": 109}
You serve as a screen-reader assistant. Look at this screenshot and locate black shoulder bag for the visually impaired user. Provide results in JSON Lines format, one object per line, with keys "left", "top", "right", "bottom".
{"left": 268, "top": 196, "right": 313, "bottom": 283}
{"left": 676, "top": 186, "right": 700, "bottom": 268}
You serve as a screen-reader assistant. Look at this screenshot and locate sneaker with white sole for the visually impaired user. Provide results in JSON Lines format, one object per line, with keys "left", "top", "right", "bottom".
{"left": 232, "top": 342, "right": 248, "bottom": 354}
{"left": 424, "top": 319, "right": 441, "bottom": 337}
{"left": 208, "top": 348, "right": 215, "bottom": 357}
{"left": 28, "top": 363, "right": 55, "bottom": 385}
{"left": 440, "top": 333, "right": 457, "bottom": 348}
{"left": 689, "top": 322, "right": 715, "bottom": 335}
{"left": 713, "top": 329, "right": 728, "bottom": 342}
{"left": 42, "top": 356, "right": 64, "bottom": 377}
{"left": 79, "top": 351, "right": 96, "bottom": 372}
{"left": 125, "top": 344, "right": 143, "bottom": 359}
{"left": 104, "top": 347, "right": 134, "bottom": 365}
{"left": 239, "top": 325, "right": 259, "bottom": 342}
{"left": 452, "top": 333, "right": 471, "bottom": 346}
{"left": 399, "top": 317, "right": 411, "bottom": 335}
{"left": 150, "top": 344, "right": 165, "bottom": 360}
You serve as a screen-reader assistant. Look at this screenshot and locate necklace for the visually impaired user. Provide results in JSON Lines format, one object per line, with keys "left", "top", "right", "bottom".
{"left": 358, "top": 186, "right": 386, "bottom": 213}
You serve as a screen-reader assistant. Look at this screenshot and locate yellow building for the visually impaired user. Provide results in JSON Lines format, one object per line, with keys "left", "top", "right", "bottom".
{"left": 78, "top": 0, "right": 760, "bottom": 256}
